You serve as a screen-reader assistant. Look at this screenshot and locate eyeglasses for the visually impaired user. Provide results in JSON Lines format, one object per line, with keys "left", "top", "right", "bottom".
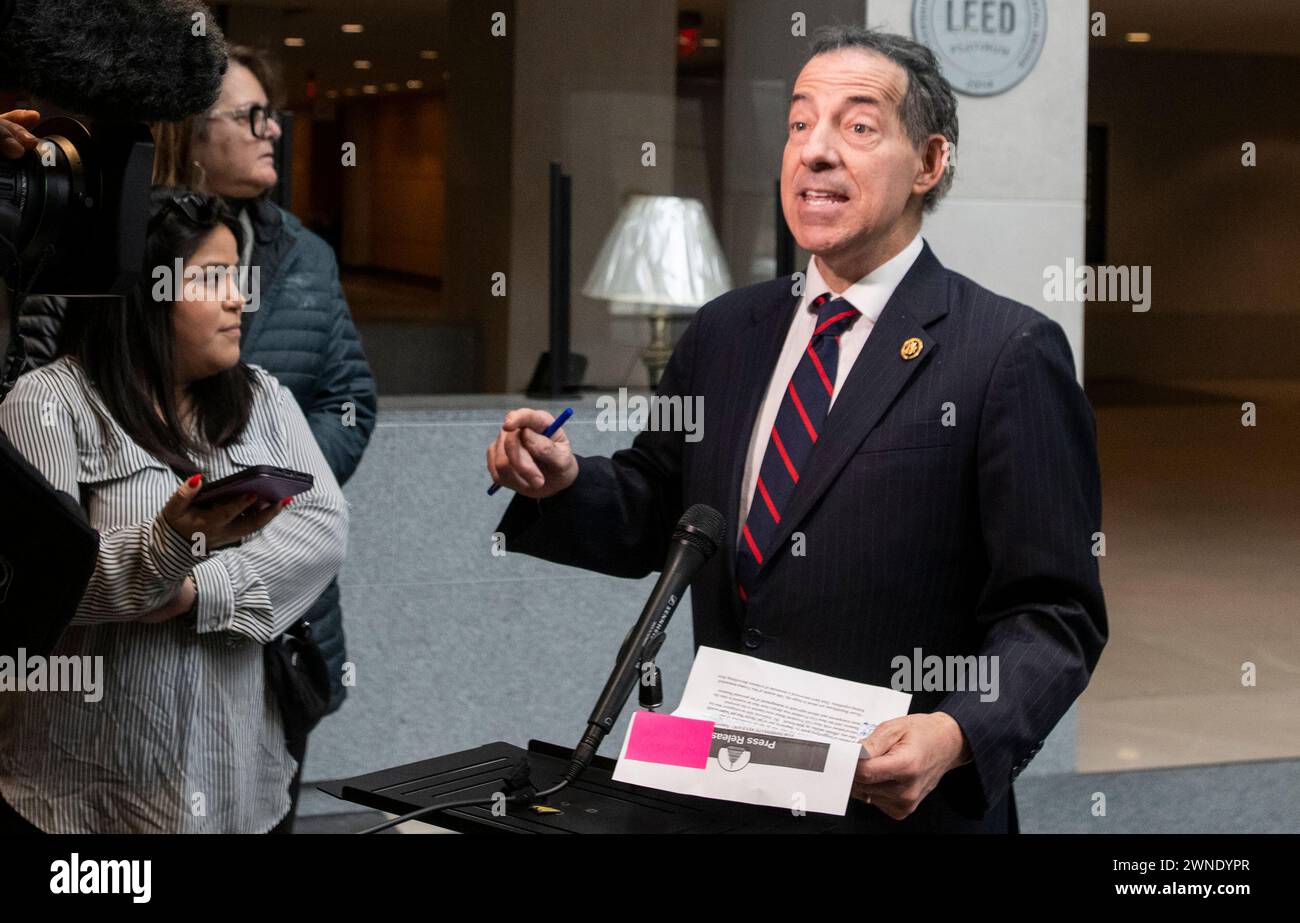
{"left": 206, "top": 104, "right": 281, "bottom": 140}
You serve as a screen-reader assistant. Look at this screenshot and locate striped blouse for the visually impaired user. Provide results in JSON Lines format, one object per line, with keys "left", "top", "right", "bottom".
{"left": 0, "top": 356, "right": 349, "bottom": 833}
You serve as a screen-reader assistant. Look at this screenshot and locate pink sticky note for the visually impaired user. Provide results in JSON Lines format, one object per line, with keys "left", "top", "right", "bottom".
{"left": 625, "top": 711, "right": 716, "bottom": 769}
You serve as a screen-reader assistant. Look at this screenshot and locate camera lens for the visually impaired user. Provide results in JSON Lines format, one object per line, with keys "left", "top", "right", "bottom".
{"left": 0, "top": 118, "right": 153, "bottom": 297}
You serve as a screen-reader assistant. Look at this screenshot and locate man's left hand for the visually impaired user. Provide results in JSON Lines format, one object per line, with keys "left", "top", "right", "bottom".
{"left": 852, "top": 711, "right": 972, "bottom": 820}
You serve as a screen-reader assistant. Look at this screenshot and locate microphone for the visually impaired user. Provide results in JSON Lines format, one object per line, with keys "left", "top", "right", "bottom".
{"left": 0, "top": 0, "right": 228, "bottom": 121}
{"left": 562, "top": 503, "right": 726, "bottom": 783}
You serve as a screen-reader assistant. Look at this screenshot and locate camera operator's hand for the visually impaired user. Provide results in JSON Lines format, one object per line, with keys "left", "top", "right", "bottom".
{"left": 162, "top": 473, "right": 289, "bottom": 552}
{"left": 0, "top": 110, "right": 41, "bottom": 159}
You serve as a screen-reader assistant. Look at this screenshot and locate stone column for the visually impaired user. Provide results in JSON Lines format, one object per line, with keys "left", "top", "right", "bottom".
{"left": 868, "top": 0, "right": 1090, "bottom": 379}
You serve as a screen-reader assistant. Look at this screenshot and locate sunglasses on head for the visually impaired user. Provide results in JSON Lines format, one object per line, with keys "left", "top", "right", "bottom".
{"left": 148, "top": 191, "right": 223, "bottom": 234}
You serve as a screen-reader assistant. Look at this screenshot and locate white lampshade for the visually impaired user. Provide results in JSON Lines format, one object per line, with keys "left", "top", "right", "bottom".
{"left": 582, "top": 195, "right": 732, "bottom": 317}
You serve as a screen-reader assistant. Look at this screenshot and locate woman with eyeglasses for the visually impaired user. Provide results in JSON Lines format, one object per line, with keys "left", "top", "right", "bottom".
{"left": 0, "top": 188, "right": 349, "bottom": 833}
{"left": 185, "top": 56, "right": 283, "bottom": 198}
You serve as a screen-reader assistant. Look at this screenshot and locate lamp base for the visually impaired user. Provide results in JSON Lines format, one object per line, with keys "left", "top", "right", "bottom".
{"left": 642, "top": 313, "right": 674, "bottom": 389}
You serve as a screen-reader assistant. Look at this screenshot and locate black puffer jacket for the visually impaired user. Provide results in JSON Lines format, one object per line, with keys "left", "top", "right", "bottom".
{"left": 5, "top": 293, "right": 70, "bottom": 379}
{"left": 3, "top": 197, "right": 376, "bottom": 714}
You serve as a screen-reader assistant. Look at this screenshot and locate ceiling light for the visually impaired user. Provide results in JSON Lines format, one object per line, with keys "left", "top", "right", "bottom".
{"left": 342, "top": 24, "right": 364, "bottom": 34}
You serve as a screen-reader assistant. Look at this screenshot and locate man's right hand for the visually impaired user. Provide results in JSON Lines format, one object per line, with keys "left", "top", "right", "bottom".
{"left": 0, "top": 110, "right": 41, "bottom": 159}
{"left": 486, "top": 408, "right": 578, "bottom": 499}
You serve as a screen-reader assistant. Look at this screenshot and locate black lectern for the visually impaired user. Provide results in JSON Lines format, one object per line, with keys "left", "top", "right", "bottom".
{"left": 319, "top": 740, "right": 842, "bottom": 834}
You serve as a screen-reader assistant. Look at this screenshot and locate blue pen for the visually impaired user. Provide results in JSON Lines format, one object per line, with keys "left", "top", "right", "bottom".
{"left": 487, "top": 406, "right": 574, "bottom": 496}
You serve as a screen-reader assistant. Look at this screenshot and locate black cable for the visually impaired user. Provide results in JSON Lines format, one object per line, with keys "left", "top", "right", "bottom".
{"left": 355, "top": 759, "right": 579, "bottom": 835}
{"left": 355, "top": 794, "right": 514, "bottom": 835}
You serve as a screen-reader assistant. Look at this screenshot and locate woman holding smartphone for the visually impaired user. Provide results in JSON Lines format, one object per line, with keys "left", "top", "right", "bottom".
{"left": 0, "top": 188, "right": 348, "bottom": 833}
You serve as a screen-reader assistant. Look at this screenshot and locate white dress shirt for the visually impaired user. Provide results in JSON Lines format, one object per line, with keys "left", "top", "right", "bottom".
{"left": 738, "top": 234, "right": 924, "bottom": 537}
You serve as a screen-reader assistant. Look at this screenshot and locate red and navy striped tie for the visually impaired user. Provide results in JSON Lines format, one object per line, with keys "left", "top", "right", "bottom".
{"left": 736, "top": 293, "right": 860, "bottom": 602}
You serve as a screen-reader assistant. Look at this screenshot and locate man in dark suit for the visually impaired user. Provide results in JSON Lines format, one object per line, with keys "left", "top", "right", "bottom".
{"left": 486, "top": 25, "right": 1106, "bottom": 833}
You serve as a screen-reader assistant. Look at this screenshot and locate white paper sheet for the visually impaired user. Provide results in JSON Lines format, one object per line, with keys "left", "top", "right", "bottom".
{"left": 611, "top": 646, "right": 911, "bottom": 816}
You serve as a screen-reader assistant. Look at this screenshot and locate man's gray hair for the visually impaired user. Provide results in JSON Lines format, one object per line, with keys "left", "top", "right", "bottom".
{"left": 806, "top": 25, "right": 959, "bottom": 211}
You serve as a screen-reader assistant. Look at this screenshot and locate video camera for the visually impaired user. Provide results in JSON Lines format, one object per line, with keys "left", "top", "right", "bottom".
{"left": 0, "top": 117, "right": 154, "bottom": 298}
{"left": 0, "top": 0, "right": 228, "bottom": 301}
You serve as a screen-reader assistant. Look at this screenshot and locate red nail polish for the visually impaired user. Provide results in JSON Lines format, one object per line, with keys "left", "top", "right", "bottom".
{"left": 186, "top": 473, "right": 203, "bottom": 488}
{"left": 280, "top": 497, "right": 292, "bottom": 507}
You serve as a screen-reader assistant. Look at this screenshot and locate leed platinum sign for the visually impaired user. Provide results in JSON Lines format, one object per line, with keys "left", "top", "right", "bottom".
{"left": 913, "top": 0, "right": 1047, "bottom": 96}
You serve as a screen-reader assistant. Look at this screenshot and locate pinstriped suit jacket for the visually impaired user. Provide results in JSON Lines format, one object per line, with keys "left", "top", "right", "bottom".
{"left": 499, "top": 241, "right": 1107, "bottom": 833}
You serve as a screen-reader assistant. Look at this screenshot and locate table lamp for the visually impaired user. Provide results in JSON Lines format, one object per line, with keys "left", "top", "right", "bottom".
{"left": 582, "top": 194, "right": 731, "bottom": 387}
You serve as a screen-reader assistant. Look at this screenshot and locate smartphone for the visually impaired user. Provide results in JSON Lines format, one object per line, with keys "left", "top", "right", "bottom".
{"left": 192, "top": 465, "right": 314, "bottom": 508}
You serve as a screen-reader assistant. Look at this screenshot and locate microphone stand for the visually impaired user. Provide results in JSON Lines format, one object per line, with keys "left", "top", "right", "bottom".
{"left": 358, "top": 506, "right": 724, "bottom": 834}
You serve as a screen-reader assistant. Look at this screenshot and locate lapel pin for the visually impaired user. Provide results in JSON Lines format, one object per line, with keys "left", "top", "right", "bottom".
{"left": 900, "top": 337, "right": 923, "bottom": 360}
